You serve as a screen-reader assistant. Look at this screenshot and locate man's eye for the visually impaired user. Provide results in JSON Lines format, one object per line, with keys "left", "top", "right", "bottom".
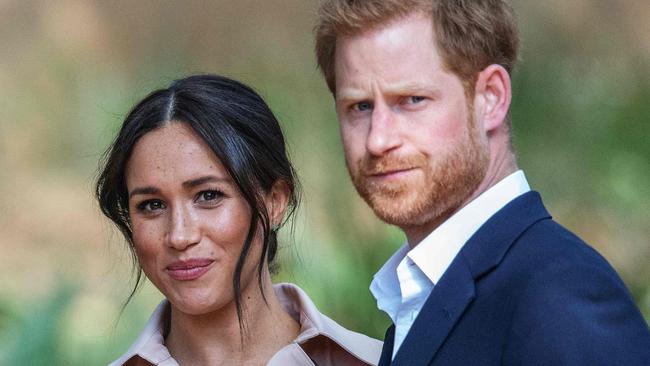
{"left": 137, "top": 200, "right": 165, "bottom": 212}
{"left": 196, "top": 190, "right": 223, "bottom": 203}
{"left": 407, "top": 96, "right": 425, "bottom": 104}
{"left": 353, "top": 101, "right": 373, "bottom": 112}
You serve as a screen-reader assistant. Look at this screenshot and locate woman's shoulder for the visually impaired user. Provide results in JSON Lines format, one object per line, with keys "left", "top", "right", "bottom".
{"left": 272, "top": 283, "right": 383, "bottom": 366}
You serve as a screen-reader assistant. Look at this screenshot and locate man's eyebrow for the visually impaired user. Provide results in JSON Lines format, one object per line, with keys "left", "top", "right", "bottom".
{"left": 392, "top": 81, "right": 433, "bottom": 93}
{"left": 336, "top": 88, "right": 368, "bottom": 103}
{"left": 336, "top": 82, "right": 438, "bottom": 103}
{"left": 382, "top": 80, "right": 440, "bottom": 95}
{"left": 182, "top": 175, "right": 231, "bottom": 189}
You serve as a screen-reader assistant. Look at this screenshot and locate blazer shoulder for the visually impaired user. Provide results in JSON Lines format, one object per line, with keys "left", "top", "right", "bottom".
{"left": 501, "top": 219, "right": 650, "bottom": 365}
{"left": 510, "top": 218, "right": 619, "bottom": 275}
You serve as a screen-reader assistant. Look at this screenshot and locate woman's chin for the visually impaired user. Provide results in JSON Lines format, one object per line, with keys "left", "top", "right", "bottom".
{"left": 168, "top": 293, "right": 230, "bottom": 316}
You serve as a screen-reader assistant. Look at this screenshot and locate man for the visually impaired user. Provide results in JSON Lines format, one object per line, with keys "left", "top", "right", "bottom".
{"left": 314, "top": 1, "right": 650, "bottom": 365}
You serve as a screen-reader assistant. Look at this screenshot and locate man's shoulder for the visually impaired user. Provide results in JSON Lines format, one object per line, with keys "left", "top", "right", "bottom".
{"left": 494, "top": 216, "right": 639, "bottom": 317}
{"left": 463, "top": 190, "right": 617, "bottom": 284}
{"left": 491, "top": 216, "right": 630, "bottom": 293}
{"left": 433, "top": 193, "right": 650, "bottom": 364}
{"left": 461, "top": 207, "right": 634, "bottom": 310}
{"left": 510, "top": 217, "right": 615, "bottom": 273}
{"left": 496, "top": 219, "right": 650, "bottom": 364}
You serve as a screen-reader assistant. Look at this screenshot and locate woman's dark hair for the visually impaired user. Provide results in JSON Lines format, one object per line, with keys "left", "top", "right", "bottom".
{"left": 96, "top": 74, "right": 299, "bottom": 327}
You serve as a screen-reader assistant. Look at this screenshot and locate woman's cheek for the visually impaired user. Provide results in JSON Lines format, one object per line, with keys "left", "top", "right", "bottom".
{"left": 133, "top": 223, "right": 164, "bottom": 272}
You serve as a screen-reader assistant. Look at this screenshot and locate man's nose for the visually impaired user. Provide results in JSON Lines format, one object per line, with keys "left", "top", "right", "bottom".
{"left": 166, "top": 205, "right": 201, "bottom": 251}
{"left": 366, "top": 103, "right": 402, "bottom": 156}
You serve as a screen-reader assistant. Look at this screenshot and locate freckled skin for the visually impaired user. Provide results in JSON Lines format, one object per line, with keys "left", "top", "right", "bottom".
{"left": 334, "top": 14, "right": 489, "bottom": 243}
{"left": 125, "top": 122, "right": 261, "bottom": 316}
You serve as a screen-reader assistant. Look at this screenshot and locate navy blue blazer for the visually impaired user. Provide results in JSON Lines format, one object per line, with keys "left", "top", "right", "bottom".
{"left": 379, "top": 191, "right": 650, "bottom": 365}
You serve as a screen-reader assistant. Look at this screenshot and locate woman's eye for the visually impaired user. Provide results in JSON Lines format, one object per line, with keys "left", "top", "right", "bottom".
{"left": 137, "top": 199, "right": 165, "bottom": 212}
{"left": 196, "top": 190, "right": 223, "bottom": 203}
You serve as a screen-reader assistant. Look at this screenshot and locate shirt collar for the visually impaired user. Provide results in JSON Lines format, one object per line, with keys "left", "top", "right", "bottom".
{"left": 370, "top": 170, "right": 530, "bottom": 304}
{"left": 273, "top": 283, "right": 381, "bottom": 364}
{"left": 109, "top": 283, "right": 381, "bottom": 366}
{"left": 409, "top": 170, "right": 530, "bottom": 284}
{"left": 108, "top": 300, "right": 176, "bottom": 366}
{"left": 370, "top": 244, "right": 410, "bottom": 320}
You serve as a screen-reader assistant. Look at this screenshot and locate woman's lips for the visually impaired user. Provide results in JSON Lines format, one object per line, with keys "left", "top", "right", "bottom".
{"left": 166, "top": 258, "right": 215, "bottom": 281}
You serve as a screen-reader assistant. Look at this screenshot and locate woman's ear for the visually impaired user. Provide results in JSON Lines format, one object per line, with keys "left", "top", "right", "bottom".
{"left": 474, "top": 64, "right": 512, "bottom": 133}
{"left": 267, "top": 180, "right": 291, "bottom": 229}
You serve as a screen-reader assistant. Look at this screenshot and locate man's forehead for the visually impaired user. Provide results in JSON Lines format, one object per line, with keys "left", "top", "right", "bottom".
{"left": 336, "top": 14, "right": 435, "bottom": 57}
{"left": 333, "top": 15, "right": 443, "bottom": 91}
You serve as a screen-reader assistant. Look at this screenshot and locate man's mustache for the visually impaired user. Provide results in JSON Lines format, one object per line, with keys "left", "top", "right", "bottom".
{"left": 358, "top": 154, "right": 428, "bottom": 176}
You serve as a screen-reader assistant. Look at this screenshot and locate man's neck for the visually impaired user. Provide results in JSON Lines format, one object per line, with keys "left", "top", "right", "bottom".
{"left": 404, "top": 150, "right": 518, "bottom": 246}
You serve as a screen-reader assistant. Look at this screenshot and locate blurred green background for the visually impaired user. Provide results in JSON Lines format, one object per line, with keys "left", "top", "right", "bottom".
{"left": 1, "top": 0, "right": 648, "bottom": 364}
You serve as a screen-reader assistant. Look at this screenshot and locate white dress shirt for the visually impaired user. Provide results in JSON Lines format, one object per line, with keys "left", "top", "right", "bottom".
{"left": 370, "top": 171, "right": 530, "bottom": 358}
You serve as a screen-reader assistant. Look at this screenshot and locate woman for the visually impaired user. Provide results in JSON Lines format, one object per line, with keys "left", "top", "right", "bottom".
{"left": 97, "top": 74, "right": 382, "bottom": 366}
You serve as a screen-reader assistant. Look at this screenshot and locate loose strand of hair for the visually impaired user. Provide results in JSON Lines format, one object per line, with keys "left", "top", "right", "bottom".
{"left": 232, "top": 213, "right": 258, "bottom": 345}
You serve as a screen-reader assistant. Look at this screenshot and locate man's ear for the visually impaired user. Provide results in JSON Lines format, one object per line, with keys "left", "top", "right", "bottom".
{"left": 267, "top": 180, "right": 291, "bottom": 228}
{"left": 474, "top": 64, "right": 512, "bottom": 132}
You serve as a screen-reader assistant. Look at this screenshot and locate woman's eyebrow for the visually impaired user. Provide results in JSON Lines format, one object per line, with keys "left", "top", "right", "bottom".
{"left": 129, "top": 186, "right": 160, "bottom": 198}
{"left": 128, "top": 176, "right": 231, "bottom": 198}
{"left": 182, "top": 175, "right": 230, "bottom": 189}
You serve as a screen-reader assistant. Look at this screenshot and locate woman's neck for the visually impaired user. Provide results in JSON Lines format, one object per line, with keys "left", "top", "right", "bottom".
{"left": 165, "top": 274, "right": 300, "bottom": 366}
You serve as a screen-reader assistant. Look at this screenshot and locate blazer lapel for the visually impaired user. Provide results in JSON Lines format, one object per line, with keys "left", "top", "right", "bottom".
{"left": 460, "top": 191, "right": 551, "bottom": 278}
{"left": 378, "top": 325, "right": 395, "bottom": 366}
{"left": 390, "top": 192, "right": 551, "bottom": 366}
{"left": 391, "top": 257, "right": 475, "bottom": 366}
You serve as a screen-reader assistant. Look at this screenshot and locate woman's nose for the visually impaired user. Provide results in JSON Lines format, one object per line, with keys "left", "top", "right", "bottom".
{"left": 166, "top": 205, "right": 201, "bottom": 250}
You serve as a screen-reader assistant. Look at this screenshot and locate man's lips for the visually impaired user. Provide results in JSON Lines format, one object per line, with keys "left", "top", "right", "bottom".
{"left": 366, "top": 167, "right": 417, "bottom": 179}
{"left": 166, "top": 258, "right": 215, "bottom": 281}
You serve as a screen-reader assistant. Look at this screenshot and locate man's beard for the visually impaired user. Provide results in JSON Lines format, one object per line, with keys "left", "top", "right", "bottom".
{"left": 347, "top": 115, "right": 489, "bottom": 229}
